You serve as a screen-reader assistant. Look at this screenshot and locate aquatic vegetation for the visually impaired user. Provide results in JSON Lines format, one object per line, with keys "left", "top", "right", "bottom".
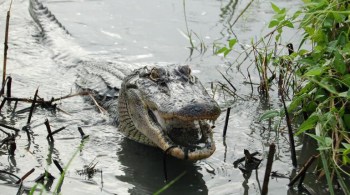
{"left": 217, "top": 0, "right": 350, "bottom": 194}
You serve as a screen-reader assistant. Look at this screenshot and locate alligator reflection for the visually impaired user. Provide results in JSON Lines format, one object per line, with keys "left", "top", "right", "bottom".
{"left": 116, "top": 139, "right": 208, "bottom": 194}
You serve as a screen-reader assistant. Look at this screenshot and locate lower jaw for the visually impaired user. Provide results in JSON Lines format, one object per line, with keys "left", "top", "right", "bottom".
{"left": 166, "top": 144, "right": 216, "bottom": 160}
{"left": 163, "top": 135, "right": 216, "bottom": 160}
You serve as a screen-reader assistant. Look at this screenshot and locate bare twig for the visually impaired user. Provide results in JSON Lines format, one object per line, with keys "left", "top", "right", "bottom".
{"left": 281, "top": 93, "right": 297, "bottom": 167}
{"left": 218, "top": 70, "right": 237, "bottom": 92}
{"left": 0, "top": 128, "right": 10, "bottom": 136}
{"left": 163, "top": 146, "right": 177, "bottom": 182}
{"left": 0, "top": 170, "right": 20, "bottom": 180}
{"left": 8, "top": 137, "right": 16, "bottom": 156}
{"left": 288, "top": 154, "right": 319, "bottom": 187}
{"left": 53, "top": 160, "right": 64, "bottom": 174}
{"left": 44, "top": 119, "right": 54, "bottom": 142}
{"left": 0, "top": 98, "right": 6, "bottom": 111}
{"left": 77, "top": 127, "right": 89, "bottom": 139}
{"left": 223, "top": 107, "right": 231, "bottom": 137}
{"left": 51, "top": 91, "right": 90, "bottom": 102}
{"left": 15, "top": 168, "right": 35, "bottom": 184}
{"left": 2, "top": 0, "right": 14, "bottom": 89}
{"left": 34, "top": 170, "right": 55, "bottom": 183}
{"left": 48, "top": 126, "right": 66, "bottom": 138}
{"left": 88, "top": 94, "right": 107, "bottom": 114}
{"left": 262, "top": 143, "right": 276, "bottom": 195}
{"left": 27, "top": 88, "right": 39, "bottom": 125}
{"left": 233, "top": 151, "right": 260, "bottom": 167}
{"left": 6, "top": 76, "right": 11, "bottom": 98}
{"left": 0, "top": 123, "right": 20, "bottom": 132}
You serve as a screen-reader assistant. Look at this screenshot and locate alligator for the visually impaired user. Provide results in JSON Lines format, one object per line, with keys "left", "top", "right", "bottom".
{"left": 29, "top": 0, "right": 221, "bottom": 160}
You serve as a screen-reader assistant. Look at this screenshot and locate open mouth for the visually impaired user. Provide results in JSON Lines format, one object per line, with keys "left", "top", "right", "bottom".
{"left": 147, "top": 108, "right": 216, "bottom": 160}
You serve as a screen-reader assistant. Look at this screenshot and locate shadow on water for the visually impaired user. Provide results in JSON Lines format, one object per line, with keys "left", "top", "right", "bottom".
{"left": 116, "top": 139, "right": 207, "bottom": 194}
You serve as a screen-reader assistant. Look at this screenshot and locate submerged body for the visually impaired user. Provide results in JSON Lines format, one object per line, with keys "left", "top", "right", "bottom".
{"left": 29, "top": 0, "right": 221, "bottom": 160}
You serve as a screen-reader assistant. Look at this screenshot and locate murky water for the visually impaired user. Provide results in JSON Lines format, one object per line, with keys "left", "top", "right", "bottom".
{"left": 0, "top": 0, "right": 335, "bottom": 194}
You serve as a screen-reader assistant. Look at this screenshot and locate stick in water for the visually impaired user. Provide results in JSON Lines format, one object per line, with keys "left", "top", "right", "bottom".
{"left": 223, "top": 107, "right": 231, "bottom": 137}
{"left": 262, "top": 143, "right": 276, "bottom": 195}
{"left": 6, "top": 76, "right": 11, "bottom": 98}
{"left": 27, "top": 88, "right": 39, "bottom": 125}
{"left": 15, "top": 168, "right": 35, "bottom": 184}
{"left": 44, "top": 119, "right": 54, "bottom": 142}
{"left": 281, "top": 94, "right": 297, "bottom": 167}
{"left": 2, "top": 1, "right": 13, "bottom": 88}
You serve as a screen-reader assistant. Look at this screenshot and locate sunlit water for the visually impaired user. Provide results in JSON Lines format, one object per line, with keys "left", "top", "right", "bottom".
{"left": 0, "top": 0, "right": 333, "bottom": 194}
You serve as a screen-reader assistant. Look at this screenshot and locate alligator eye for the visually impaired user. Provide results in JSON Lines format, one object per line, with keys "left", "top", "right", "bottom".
{"left": 150, "top": 68, "right": 160, "bottom": 81}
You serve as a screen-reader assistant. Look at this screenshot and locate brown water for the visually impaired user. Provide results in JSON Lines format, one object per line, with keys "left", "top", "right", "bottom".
{"left": 0, "top": 0, "right": 336, "bottom": 194}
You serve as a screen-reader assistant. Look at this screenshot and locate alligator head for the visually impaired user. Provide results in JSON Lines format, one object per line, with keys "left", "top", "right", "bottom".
{"left": 118, "top": 65, "right": 221, "bottom": 160}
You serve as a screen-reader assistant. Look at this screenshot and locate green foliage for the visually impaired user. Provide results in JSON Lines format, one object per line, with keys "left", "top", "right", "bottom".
{"left": 215, "top": 39, "right": 237, "bottom": 57}
{"left": 216, "top": 0, "right": 350, "bottom": 193}
{"left": 281, "top": 0, "right": 350, "bottom": 193}
{"left": 258, "top": 109, "right": 282, "bottom": 121}
{"left": 269, "top": 3, "right": 295, "bottom": 41}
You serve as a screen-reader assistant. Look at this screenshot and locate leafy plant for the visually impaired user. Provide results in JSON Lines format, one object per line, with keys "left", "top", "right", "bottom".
{"left": 217, "top": 0, "right": 350, "bottom": 194}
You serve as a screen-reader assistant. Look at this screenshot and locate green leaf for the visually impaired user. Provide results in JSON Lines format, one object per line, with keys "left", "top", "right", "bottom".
{"left": 338, "top": 89, "right": 350, "bottom": 99}
{"left": 306, "top": 134, "right": 332, "bottom": 150}
{"left": 259, "top": 110, "right": 280, "bottom": 121}
{"left": 342, "top": 148, "right": 350, "bottom": 165}
{"left": 268, "top": 20, "right": 279, "bottom": 28}
{"left": 341, "top": 74, "right": 350, "bottom": 87}
{"left": 337, "top": 32, "right": 348, "bottom": 46}
{"left": 224, "top": 48, "right": 232, "bottom": 57}
{"left": 296, "top": 114, "right": 318, "bottom": 135}
{"left": 288, "top": 93, "right": 307, "bottom": 112}
{"left": 310, "top": 77, "right": 338, "bottom": 95}
{"left": 324, "top": 137, "right": 332, "bottom": 147}
{"left": 342, "top": 142, "right": 350, "bottom": 149}
{"left": 342, "top": 152, "right": 350, "bottom": 165}
{"left": 298, "top": 49, "right": 309, "bottom": 56}
{"left": 275, "top": 34, "right": 281, "bottom": 42}
{"left": 332, "top": 12, "right": 346, "bottom": 23}
{"left": 333, "top": 51, "right": 346, "bottom": 74}
{"left": 306, "top": 133, "right": 324, "bottom": 144}
{"left": 228, "top": 39, "right": 237, "bottom": 49}
{"left": 344, "top": 42, "right": 350, "bottom": 53}
{"left": 304, "top": 67, "right": 324, "bottom": 76}
{"left": 317, "top": 146, "right": 331, "bottom": 150}
{"left": 323, "top": 17, "right": 333, "bottom": 28}
{"left": 271, "top": 3, "right": 280, "bottom": 13}
{"left": 216, "top": 47, "right": 228, "bottom": 55}
{"left": 298, "top": 58, "right": 317, "bottom": 66}
{"left": 304, "top": 101, "right": 317, "bottom": 113}
{"left": 343, "top": 114, "right": 350, "bottom": 129}
{"left": 292, "top": 10, "right": 302, "bottom": 20}
{"left": 283, "top": 20, "right": 294, "bottom": 28}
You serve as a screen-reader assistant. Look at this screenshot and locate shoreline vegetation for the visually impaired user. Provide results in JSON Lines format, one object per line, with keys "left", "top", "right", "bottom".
{"left": 216, "top": 0, "right": 350, "bottom": 194}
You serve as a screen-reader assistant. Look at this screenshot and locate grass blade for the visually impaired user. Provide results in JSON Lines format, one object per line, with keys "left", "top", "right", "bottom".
{"left": 153, "top": 171, "right": 186, "bottom": 195}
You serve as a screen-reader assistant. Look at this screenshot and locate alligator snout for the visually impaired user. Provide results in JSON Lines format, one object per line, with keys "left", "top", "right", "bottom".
{"left": 174, "top": 102, "right": 221, "bottom": 120}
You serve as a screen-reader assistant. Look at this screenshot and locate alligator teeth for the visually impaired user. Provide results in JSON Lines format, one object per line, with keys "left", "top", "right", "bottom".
{"left": 194, "top": 120, "right": 200, "bottom": 129}
{"left": 149, "top": 108, "right": 217, "bottom": 147}
{"left": 149, "top": 109, "right": 167, "bottom": 131}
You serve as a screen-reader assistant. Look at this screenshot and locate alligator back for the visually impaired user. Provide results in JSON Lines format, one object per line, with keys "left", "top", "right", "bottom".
{"left": 29, "top": 0, "right": 139, "bottom": 122}
{"left": 29, "top": 0, "right": 85, "bottom": 64}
